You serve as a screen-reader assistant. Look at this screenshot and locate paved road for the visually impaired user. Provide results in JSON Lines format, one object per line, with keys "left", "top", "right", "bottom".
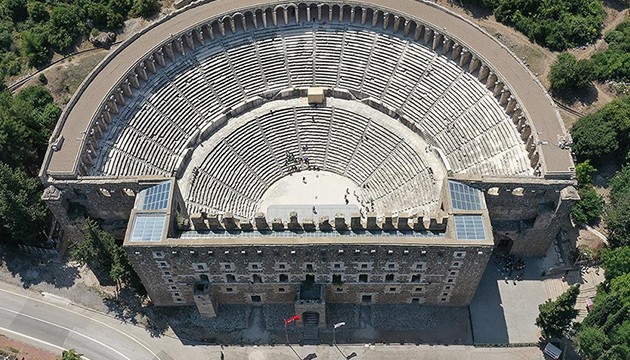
{"left": 0, "top": 287, "right": 163, "bottom": 360}
{"left": 0, "top": 282, "right": 545, "bottom": 360}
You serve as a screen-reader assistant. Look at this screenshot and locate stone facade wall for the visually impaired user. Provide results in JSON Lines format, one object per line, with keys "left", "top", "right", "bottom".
{"left": 125, "top": 243, "right": 492, "bottom": 310}
{"left": 456, "top": 176, "right": 578, "bottom": 257}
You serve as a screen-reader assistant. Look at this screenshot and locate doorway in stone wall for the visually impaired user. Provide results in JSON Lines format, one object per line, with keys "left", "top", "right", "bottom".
{"left": 496, "top": 235, "right": 514, "bottom": 254}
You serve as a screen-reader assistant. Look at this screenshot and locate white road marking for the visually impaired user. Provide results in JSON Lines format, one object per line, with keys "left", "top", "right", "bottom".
{"left": 0, "top": 305, "right": 131, "bottom": 360}
{"left": 0, "top": 287, "right": 162, "bottom": 359}
{"left": 0, "top": 326, "right": 93, "bottom": 360}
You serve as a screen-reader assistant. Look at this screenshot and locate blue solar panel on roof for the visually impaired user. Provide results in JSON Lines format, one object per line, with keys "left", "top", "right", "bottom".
{"left": 449, "top": 181, "right": 483, "bottom": 210}
{"left": 454, "top": 215, "right": 486, "bottom": 240}
{"left": 130, "top": 214, "right": 166, "bottom": 242}
{"left": 141, "top": 181, "right": 171, "bottom": 210}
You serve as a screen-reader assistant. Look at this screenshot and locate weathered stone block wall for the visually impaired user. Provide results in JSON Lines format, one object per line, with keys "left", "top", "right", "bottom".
{"left": 125, "top": 242, "right": 492, "bottom": 310}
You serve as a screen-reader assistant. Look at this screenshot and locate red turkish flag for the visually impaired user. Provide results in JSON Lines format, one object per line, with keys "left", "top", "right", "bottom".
{"left": 285, "top": 315, "right": 301, "bottom": 325}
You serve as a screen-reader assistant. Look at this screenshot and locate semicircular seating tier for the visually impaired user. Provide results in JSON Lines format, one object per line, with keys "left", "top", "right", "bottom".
{"left": 91, "top": 21, "right": 531, "bottom": 181}
{"left": 184, "top": 104, "right": 440, "bottom": 219}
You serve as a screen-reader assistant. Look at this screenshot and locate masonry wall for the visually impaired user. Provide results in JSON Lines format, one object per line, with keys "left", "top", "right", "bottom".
{"left": 125, "top": 242, "right": 492, "bottom": 310}
{"left": 458, "top": 177, "right": 578, "bottom": 257}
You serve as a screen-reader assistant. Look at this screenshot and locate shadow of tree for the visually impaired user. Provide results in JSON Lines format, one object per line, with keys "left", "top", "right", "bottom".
{"left": 0, "top": 245, "right": 80, "bottom": 289}
{"left": 446, "top": 0, "right": 494, "bottom": 20}
{"left": 553, "top": 84, "right": 600, "bottom": 107}
{"left": 102, "top": 286, "right": 169, "bottom": 338}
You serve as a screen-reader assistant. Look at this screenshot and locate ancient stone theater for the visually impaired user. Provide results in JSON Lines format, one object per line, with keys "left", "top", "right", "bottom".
{"left": 40, "top": 0, "right": 578, "bottom": 323}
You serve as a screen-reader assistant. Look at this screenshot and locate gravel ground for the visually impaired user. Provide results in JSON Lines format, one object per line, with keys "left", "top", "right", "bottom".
{"left": 263, "top": 304, "right": 296, "bottom": 332}
{"left": 326, "top": 303, "right": 360, "bottom": 329}
{"left": 371, "top": 304, "right": 469, "bottom": 331}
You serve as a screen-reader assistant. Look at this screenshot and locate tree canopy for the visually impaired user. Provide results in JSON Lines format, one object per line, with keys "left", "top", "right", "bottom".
{"left": 591, "top": 20, "right": 630, "bottom": 83}
{"left": 0, "top": 85, "right": 59, "bottom": 246}
{"left": 463, "top": 0, "right": 605, "bottom": 50}
{"left": 72, "top": 219, "right": 144, "bottom": 294}
{"left": 549, "top": 53, "right": 595, "bottom": 96}
{"left": 575, "top": 246, "right": 630, "bottom": 359}
{"left": 604, "top": 167, "right": 630, "bottom": 248}
{"left": 536, "top": 285, "right": 580, "bottom": 340}
{"left": 0, "top": 0, "right": 161, "bottom": 80}
{"left": 570, "top": 96, "right": 630, "bottom": 164}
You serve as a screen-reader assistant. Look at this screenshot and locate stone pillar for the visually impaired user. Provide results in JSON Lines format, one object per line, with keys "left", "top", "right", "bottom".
{"left": 272, "top": 8, "right": 278, "bottom": 26}
{"left": 135, "top": 65, "right": 148, "bottom": 81}
{"left": 423, "top": 28, "right": 434, "bottom": 45}
{"left": 272, "top": 218, "right": 284, "bottom": 231}
{"left": 222, "top": 212, "right": 239, "bottom": 231}
{"left": 382, "top": 213, "right": 394, "bottom": 231}
{"left": 302, "top": 217, "right": 316, "bottom": 231}
{"left": 432, "top": 33, "right": 444, "bottom": 51}
{"left": 451, "top": 44, "right": 463, "bottom": 60}
{"left": 403, "top": 20, "right": 412, "bottom": 37}
{"left": 121, "top": 80, "right": 132, "bottom": 96}
{"left": 288, "top": 212, "right": 301, "bottom": 231}
{"left": 366, "top": 212, "right": 378, "bottom": 230}
{"left": 283, "top": 7, "right": 289, "bottom": 25}
{"left": 478, "top": 64, "right": 490, "bottom": 81}
{"left": 255, "top": 212, "right": 269, "bottom": 230}
{"left": 382, "top": 12, "right": 390, "bottom": 30}
{"left": 164, "top": 43, "right": 175, "bottom": 60}
{"left": 393, "top": 15, "right": 401, "bottom": 33}
{"left": 372, "top": 10, "right": 380, "bottom": 27}
{"left": 334, "top": 213, "right": 347, "bottom": 231}
{"left": 486, "top": 73, "right": 498, "bottom": 89}
{"left": 492, "top": 81, "right": 504, "bottom": 96}
{"left": 207, "top": 213, "right": 221, "bottom": 230}
{"left": 499, "top": 89, "right": 511, "bottom": 105}
{"left": 506, "top": 97, "right": 518, "bottom": 113}
{"left": 184, "top": 32, "right": 194, "bottom": 50}
{"left": 414, "top": 25, "right": 424, "bottom": 41}
{"left": 190, "top": 213, "right": 208, "bottom": 230}
{"left": 459, "top": 50, "right": 472, "bottom": 67}
{"left": 469, "top": 57, "right": 481, "bottom": 73}
{"left": 319, "top": 216, "right": 332, "bottom": 231}
{"left": 195, "top": 27, "right": 205, "bottom": 45}
{"left": 396, "top": 213, "right": 409, "bottom": 230}
{"left": 350, "top": 213, "right": 362, "bottom": 230}
{"left": 361, "top": 7, "right": 367, "bottom": 25}
{"left": 128, "top": 73, "right": 140, "bottom": 88}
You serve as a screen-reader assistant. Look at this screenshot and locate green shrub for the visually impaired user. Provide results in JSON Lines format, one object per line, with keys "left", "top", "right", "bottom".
{"left": 549, "top": 53, "right": 595, "bottom": 95}
{"left": 571, "top": 186, "right": 603, "bottom": 225}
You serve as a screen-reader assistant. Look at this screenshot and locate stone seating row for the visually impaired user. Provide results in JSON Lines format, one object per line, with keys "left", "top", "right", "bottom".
{"left": 95, "top": 21, "right": 527, "bottom": 182}
{"left": 187, "top": 106, "right": 433, "bottom": 218}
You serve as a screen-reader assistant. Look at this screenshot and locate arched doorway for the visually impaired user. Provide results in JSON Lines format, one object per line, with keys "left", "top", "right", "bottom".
{"left": 496, "top": 235, "right": 514, "bottom": 254}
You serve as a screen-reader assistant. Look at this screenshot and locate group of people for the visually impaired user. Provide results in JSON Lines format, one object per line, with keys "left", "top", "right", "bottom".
{"left": 496, "top": 254, "right": 526, "bottom": 284}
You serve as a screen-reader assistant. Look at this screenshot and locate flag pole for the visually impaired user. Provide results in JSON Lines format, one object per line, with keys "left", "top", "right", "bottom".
{"left": 284, "top": 321, "right": 289, "bottom": 345}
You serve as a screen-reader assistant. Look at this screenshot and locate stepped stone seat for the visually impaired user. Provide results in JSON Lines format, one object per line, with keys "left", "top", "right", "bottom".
{"left": 89, "top": 20, "right": 532, "bottom": 217}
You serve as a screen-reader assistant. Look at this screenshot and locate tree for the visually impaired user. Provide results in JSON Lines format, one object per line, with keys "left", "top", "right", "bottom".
{"left": 0, "top": 163, "right": 48, "bottom": 245}
{"left": 575, "top": 326, "right": 608, "bottom": 360}
{"left": 536, "top": 285, "right": 580, "bottom": 340}
{"left": 570, "top": 96, "right": 630, "bottom": 163}
{"left": 48, "top": 5, "right": 85, "bottom": 50}
{"left": 71, "top": 219, "right": 144, "bottom": 294}
{"left": 129, "top": 0, "right": 159, "bottom": 18}
{"left": 571, "top": 186, "right": 603, "bottom": 225}
{"left": 549, "top": 53, "right": 595, "bottom": 95}
{"left": 605, "top": 167, "right": 630, "bottom": 248}
{"left": 600, "top": 247, "right": 630, "bottom": 281}
{"left": 20, "top": 28, "right": 49, "bottom": 67}
{"left": 61, "top": 349, "right": 83, "bottom": 360}
{"left": 491, "top": 0, "right": 604, "bottom": 50}
{"left": 575, "top": 161, "right": 597, "bottom": 188}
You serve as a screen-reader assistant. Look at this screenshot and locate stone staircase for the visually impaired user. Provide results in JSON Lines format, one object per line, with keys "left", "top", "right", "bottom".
{"left": 302, "top": 312, "right": 320, "bottom": 345}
